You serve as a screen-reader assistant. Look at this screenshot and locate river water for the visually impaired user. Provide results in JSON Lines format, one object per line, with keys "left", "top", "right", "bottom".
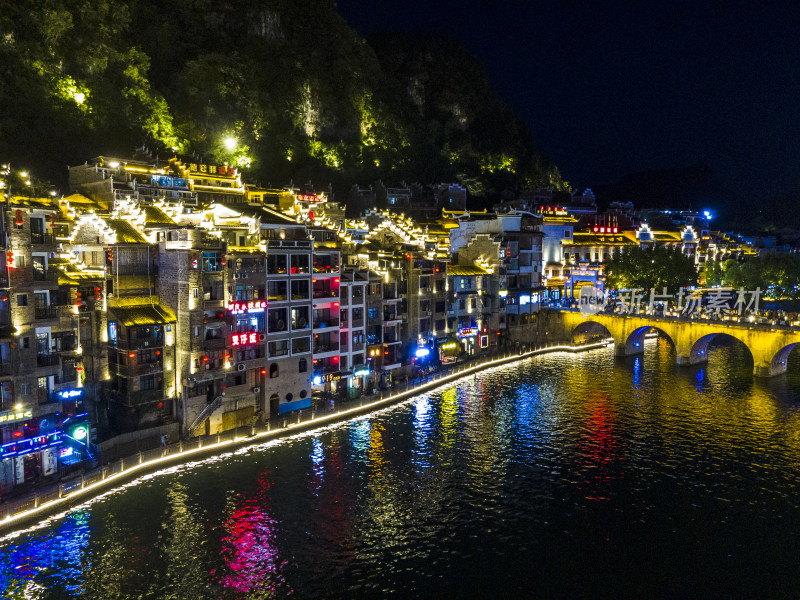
{"left": 2, "top": 337, "right": 800, "bottom": 598}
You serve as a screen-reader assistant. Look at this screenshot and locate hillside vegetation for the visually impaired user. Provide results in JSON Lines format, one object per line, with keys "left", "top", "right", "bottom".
{"left": 0, "top": 0, "right": 568, "bottom": 199}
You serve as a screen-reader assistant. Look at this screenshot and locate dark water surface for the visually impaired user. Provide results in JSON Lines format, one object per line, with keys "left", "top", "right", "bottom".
{"left": 3, "top": 338, "right": 800, "bottom": 598}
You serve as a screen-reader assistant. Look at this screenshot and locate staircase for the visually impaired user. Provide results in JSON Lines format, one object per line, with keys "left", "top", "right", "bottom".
{"left": 187, "top": 394, "right": 224, "bottom": 437}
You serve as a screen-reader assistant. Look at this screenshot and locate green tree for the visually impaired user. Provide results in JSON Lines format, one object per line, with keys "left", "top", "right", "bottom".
{"left": 604, "top": 246, "right": 698, "bottom": 293}
{"left": 723, "top": 255, "right": 800, "bottom": 298}
{"left": 701, "top": 259, "right": 725, "bottom": 286}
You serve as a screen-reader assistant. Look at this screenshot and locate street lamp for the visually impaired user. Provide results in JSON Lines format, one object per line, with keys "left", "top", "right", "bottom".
{"left": 224, "top": 137, "right": 237, "bottom": 151}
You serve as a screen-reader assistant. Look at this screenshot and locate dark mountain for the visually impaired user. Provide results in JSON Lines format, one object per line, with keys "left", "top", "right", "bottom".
{"left": 0, "top": 0, "right": 567, "bottom": 201}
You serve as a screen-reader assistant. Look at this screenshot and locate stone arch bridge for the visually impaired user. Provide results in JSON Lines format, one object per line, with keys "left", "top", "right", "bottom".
{"left": 559, "top": 311, "right": 800, "bottom": 377}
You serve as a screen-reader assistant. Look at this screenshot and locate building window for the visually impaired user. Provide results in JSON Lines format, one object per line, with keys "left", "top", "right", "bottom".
{"left": 292, "top": 337, "right": 311, "bottom": 354}
{"left": 19, "top": 383, "right": 30, "bottom": 396}
{"left": 564, "top": 230, "right": 571, "bottom": 237}
{"left": 192, "top": 288, "right": 198, "bottom": 298}
{"left": 368, "top": 307, "right": 378, "bottom": 319}
{"left": 140, "top": 375, "right": 157, "bottom": 390}
{"left": 299, "top": 358, "right": 307, "bottom": 373}
{"left": 268, "top": 339, "right": 289, "bottom": 357}
{"left": 269, "top": 363, "right": 279, "bottom": 378}
{"left": 16, "top": 294, "right": 27, "bottom": 306}
{"left": 202, "top": 252, "right": 223, "bottom": 272}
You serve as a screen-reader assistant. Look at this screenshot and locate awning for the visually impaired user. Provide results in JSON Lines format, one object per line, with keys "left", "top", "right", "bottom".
{"left": 109, "top": 304, "right": 176, "bottom": 326}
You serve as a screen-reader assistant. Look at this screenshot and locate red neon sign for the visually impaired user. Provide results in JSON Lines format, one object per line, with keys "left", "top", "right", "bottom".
{"left": 231, "top": 332, "right": 260, "bottom": 346}
{"left": 227, "top": 300, "right": 266, "bottom": 314}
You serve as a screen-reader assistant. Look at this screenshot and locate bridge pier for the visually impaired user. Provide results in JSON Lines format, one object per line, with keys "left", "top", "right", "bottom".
{"left": 615, "top": 342, "right": 642, "bottom": 357}
{"left": 754, "top": 360, "right": 788, "bottom": 378}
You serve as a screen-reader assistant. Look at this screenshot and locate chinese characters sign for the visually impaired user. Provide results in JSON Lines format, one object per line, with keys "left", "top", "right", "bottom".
{"left": 231, "top": 333, "right": 260, "bottom": 346}
{"left": 0, "top": 409, "right": 33, "bottom": 425}
{"left": 188, "top": 163, "right": 237, "bottom": 177}
{"left": 578, "top": 286, "right": 762, "bottom": 317}
{"left": 228, "top": 300, "right": 267, "bottom": 314}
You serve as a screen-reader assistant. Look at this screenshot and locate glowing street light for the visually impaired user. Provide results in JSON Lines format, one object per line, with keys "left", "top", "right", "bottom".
{"left": 224, "top": 137, "right": 237, "bottom": 151}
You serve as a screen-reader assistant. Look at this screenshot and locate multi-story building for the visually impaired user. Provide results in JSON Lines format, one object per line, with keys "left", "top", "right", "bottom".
{"left": 0, "top": 196, "right": 99, "bottom": 493}
{"left": 308, "top": 227, "right": 342, "bottom": 396}
{"left": 338, "top": 267, "right": 369, "bottom": 397}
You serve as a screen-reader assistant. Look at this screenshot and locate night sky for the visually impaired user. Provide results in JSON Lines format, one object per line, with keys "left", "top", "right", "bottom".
{"left": 336, "top": 1, "right": 800, "bottom": 199}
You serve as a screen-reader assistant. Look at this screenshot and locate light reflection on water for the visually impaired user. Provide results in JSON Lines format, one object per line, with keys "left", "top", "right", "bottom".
{"left": 3, "top": 338, "right": 800, "bottom": 598}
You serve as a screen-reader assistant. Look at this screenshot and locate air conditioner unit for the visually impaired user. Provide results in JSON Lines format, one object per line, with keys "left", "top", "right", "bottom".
{"left": 233, "top": 273, "right": 240, "bottom": 279}
{"left": 237, "top": 363, "right": 246, "bottom": 372}
{"left": 252, "top": 387, "right": 261, "bottom": 394}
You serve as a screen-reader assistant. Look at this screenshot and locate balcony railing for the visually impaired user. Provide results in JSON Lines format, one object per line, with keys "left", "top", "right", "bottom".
{"left": 34, "top": 306, "right": 59, "bottom": 320}
{"left": 119, "top": 361, "right": 164, "bottom": 376}
{"left": 312, "top": 290, "right": 338, "bottom": 299}
{"left": 313, "top": 344, "right": 339, "bottom": 354}
{"left": 31, "top": 233, "right": 56, "bottom": 246}
{"left": 37, "top": 353, "right": 61, "bottom": 367}
{"left": 32, "top": 269, "right": 59, "bottom": 282}
{"left": 313, "top": 319, "right": 339, "bottom": 329}
{"left": 55, "top": 369, "right": 78, "bottom": 384}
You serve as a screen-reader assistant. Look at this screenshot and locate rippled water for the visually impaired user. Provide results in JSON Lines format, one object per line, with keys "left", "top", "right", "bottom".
{"left": 3, "top": 338, "right": 800, "bottom": 598}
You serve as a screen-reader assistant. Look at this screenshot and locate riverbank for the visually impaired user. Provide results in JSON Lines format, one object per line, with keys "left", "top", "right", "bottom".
{"left": 0, "top": 340, "right": 610, "bottom": 535}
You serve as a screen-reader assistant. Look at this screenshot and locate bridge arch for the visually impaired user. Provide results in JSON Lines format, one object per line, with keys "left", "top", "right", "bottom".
{"left": 623, "top": 326, "right": 675, "bottom": 355}
{"left": 769, "top": 342, "right": 800, "bottom": 376}
{"left": 686, "top": 332, "right": 754, "bottom": 368}
{"left": 570, "top": 320, "right": 613, "bottom": 345}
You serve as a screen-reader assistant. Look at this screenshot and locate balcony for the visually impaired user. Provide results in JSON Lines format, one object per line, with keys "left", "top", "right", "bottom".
{"left": 36, "top": 353, "right": 60, "bottom": 367}
{"left": 351, "top": 318, "right": 364, "bottom": 328}
{"left": 31, "top": 233, "right": 56, "bottom": 246}
{"left": 312, "top": 343, "right": 339, "bottom": 354}
{"left": 313, "top": 319, "right": 339, "bottom": 330}
{"left": 313, "top": 362, "right": 341, "bottom": 375}
{"left": 351, "top": 341, "right": 365, "bottom": 353}
{"left": 55, "top": 368, "right": 78, "bottom": 385}
{"left": 34, "top": 306, "right": 60, "bottom": 320}
{"left": 267, "top": 239, "right": 312, "bottom": 250}
{"left": 312, "top": 289, "right": 339, "bottom": 300}
{"left": 32, "top": 269, "right": 59, "bottom": 282}
{"left": 121, "top": 361, "right": 164, "bottom": 376}
{"left": 312, "top": 264, "right": 339, "bottom": 274}
{"left": 383, "top": 331, "right": 401, "bottom": 344}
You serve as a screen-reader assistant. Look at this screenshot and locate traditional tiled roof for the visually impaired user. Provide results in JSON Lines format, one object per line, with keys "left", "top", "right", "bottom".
{"left": 63, "top": 193, "right": 108, "bottom": 211}
{"left": 105, "top": 219, "right": 148, "bottom": 243}
{"left": 142, "top": 205, "right": 176, "bottom": 226}
{"left": 448, "top": 264, "right": 489, "bottom": 276}
{"left": 109, "top": 303, "right": 176, "bottom": 326}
